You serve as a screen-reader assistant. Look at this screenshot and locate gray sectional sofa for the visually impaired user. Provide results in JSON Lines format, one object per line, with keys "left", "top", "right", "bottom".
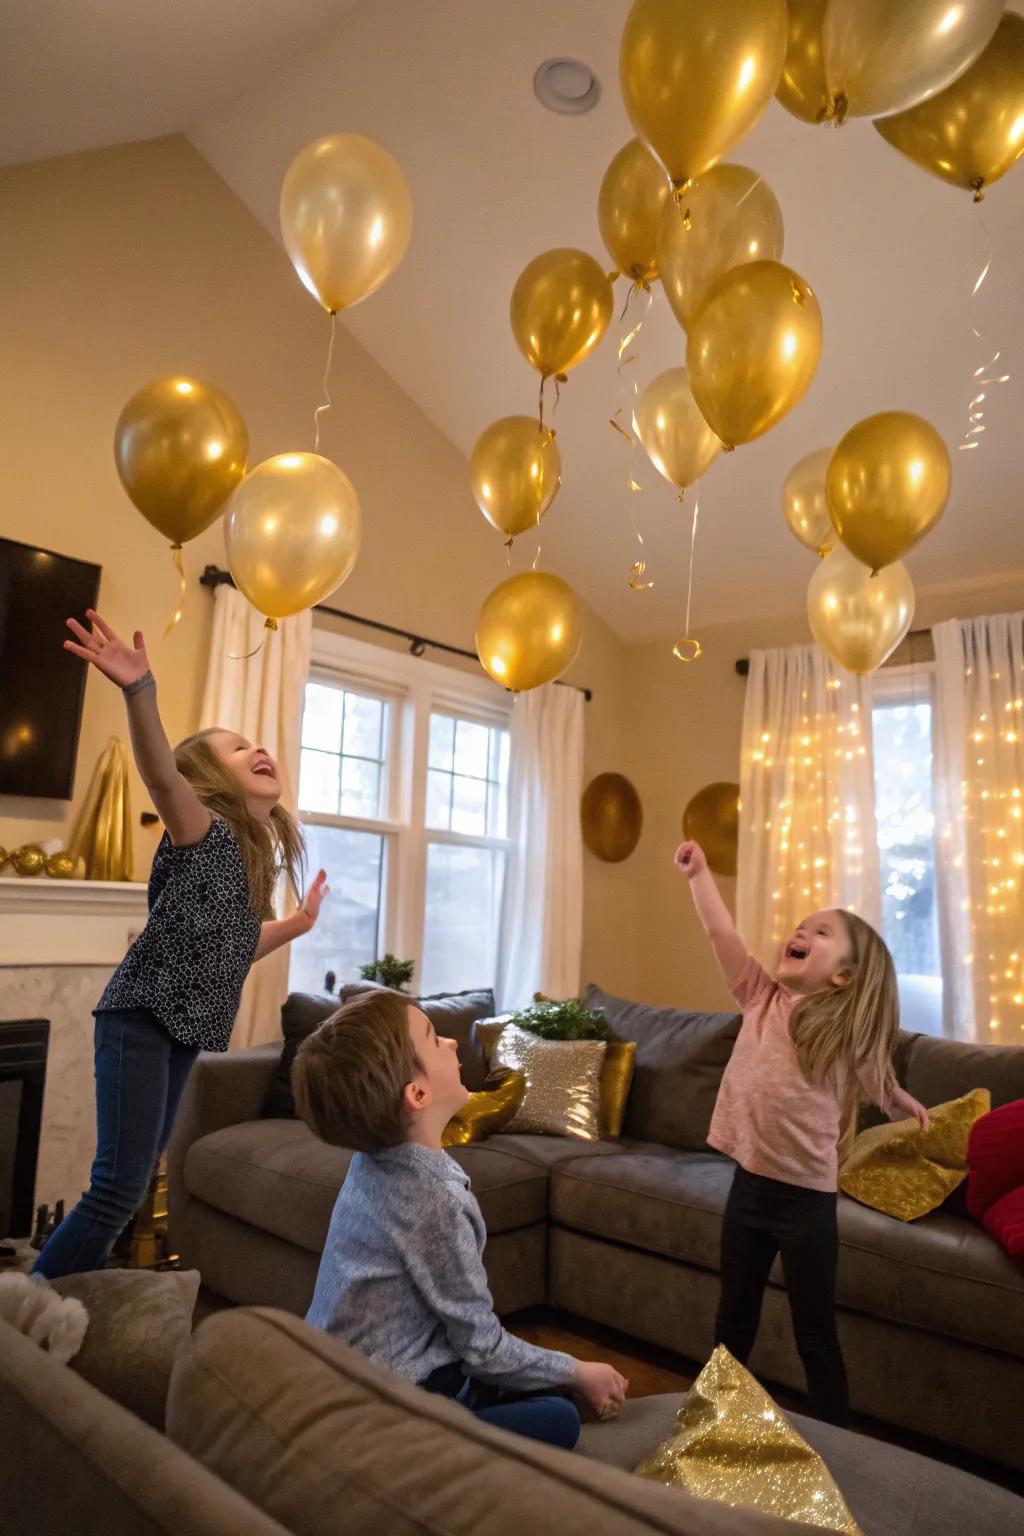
{"left": 166, "top": 983, "right": 1024, "bottom": 1473}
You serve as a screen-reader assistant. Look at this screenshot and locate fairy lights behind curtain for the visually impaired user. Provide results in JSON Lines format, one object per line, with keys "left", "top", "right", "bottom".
{"left": 737, "top": 644, "right": 881, "bottom": 969}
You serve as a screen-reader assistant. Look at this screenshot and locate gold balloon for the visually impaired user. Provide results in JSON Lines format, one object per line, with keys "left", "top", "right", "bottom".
{"left": 113, "top": 377, "right": 248, "bottom": 547}
{"left": 657, "top": 163, "right": 785, "bottom": 332}
{"left": 580, "top": 773, "right": 643, "bottom": 863}
{"left": 68, "top": 738, "right": 134, "bottom": 882}
{"left": 441, "top": 1069, "right": 526, "bottom": 1148}
{"left": 225, "top": 453, "right": 361, "bottom": 622}
{"left": 45, "top": 852, "right": 77, "bottom": 879}
{"left": 11, "top": 845, "right": 45, "bottom": 877}
{"left": 686, "top": 261, "right": 823, "bottom": 448}
{"left": 875, "top": 14, "right": 1024, "bottom": 199}
{"left": 783, "top": 446, "right": 836, "bottom": 557}
{"left": 683, "top": 784, "right": 740, "bottom": 879}
{"left": 823, "top": 0, "right": 1003, "bottom": 122}
{"left": 475, "top": 571, "right": 583, "bottom": 693}
{"left": 470, "top": 417, "right": 561, "bottom": 540}
{"left": 597, "top": 138, "right": 671, "bottom": 284}
{"left": 279, "top": 134, "right": 412, "bottom": 314}
{"left": 620, "top": 0, "right": 788, "bottom": 187}
{"left": 775, "top": 0, "right": 830, "bottom": 123}
{"left": 634, "top": 368, "right": 723, "bottom": 491}
{"left": 826, "top": 412, "right": 951, "bottom": 573}
{"left": 807, "top": 545, "right": 915, "bottom": 675}
{"left": 510, "top": 249, "right": 614, "bottom": 378}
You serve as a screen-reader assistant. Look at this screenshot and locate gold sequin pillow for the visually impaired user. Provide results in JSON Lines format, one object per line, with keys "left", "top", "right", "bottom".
{"left": 441, "top": 1069, "right": 526, "bottom": 1147}
{"left": 477, "top": 1020, "right": 636, "bottom": 1139}
{"left": 839, "top": 1088, "right": 991, "bottom": 1222}
{"left": 635, "top": 1346, "right": 862, "bottom": 1535}
{"left": 490, "top": 1024, "right": 606, "bottom": 1140}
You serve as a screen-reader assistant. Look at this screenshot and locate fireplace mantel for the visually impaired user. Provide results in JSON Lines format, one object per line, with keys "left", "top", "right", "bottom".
{"left": 0, "top": 876, "right": 148, "bottom": 968}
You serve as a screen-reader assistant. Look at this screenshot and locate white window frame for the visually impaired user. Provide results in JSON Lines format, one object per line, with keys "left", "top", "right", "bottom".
{"left": 301, "top": 628, "right": 513, "bottom": 986}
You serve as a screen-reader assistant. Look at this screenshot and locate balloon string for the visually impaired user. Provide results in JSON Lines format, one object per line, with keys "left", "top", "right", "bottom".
{"left": 228, "top": 616, "right": 276, "bottom": 661}
{"left": 163, "top": 544, "right": 187, "bottom": 639}
{"left": 608, "top": 279, "right": 654, "bottom": 589}
{"left": 313, "top": 311, "right": 337, "bottom": 453}
{"left": 673, "top": 494, "right": 703, "bottom": 663}
{"left": 958, "top": 216, "right": 1008, "bottom": 453}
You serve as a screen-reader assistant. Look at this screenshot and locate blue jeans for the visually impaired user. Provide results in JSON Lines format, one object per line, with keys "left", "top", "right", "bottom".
{"left": 32, "top": 1008, "right": 198, "bottom": 1279}
{"left": 422, "top": 1365, "right": 581, "bottom": 1450}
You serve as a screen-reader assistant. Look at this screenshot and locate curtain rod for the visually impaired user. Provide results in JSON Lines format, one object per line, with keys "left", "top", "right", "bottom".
{"left": 198, "top": 566, "right": 593, "bottom": 701}
{"left": 735, "top": 628, "right": 929, "bottom": 676}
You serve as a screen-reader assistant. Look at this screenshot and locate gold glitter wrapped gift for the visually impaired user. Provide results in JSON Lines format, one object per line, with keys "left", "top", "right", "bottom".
{"left": 477, "top": 1021, "right": 636, "bottom": 1139}
{"left": 441, "top": 1069, "right": 526, "bottom": 1148}
{"left": 839, "top": 1088, "right": 990, "bottom": 1222}
{"left": 490, "top": 1023, "right": 606, "bottom": 1140}
{"left": 635, "top": 1347, "right": 862, "bottom": 1535}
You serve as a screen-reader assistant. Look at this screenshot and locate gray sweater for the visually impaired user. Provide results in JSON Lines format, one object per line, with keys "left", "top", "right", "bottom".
{"left": 306, "top": 1141, "right": 576, "bottom": 1392}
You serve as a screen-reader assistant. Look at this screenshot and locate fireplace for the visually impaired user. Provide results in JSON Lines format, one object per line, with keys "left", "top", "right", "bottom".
{"left": 0, "top": 1018, "right": 50, "bottom": 1239}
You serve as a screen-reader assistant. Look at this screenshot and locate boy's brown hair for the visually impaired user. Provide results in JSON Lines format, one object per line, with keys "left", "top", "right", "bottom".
{"left": 292, "top": 988, "right": 420, "bottom": 1154}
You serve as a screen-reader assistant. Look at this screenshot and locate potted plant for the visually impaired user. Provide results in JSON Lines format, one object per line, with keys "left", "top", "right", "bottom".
{"left": 359, "top": 954, "right": 416, "bottom": 992}
{"left": 507, "top": 997, "right": 612, "bottom": 1041}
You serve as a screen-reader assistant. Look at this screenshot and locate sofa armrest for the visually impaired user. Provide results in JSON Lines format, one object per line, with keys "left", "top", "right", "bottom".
{"left": 167, "top": 1045, "right": 282, "bottom": 1250}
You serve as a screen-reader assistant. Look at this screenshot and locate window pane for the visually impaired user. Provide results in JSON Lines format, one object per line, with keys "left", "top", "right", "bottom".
{"left": 426, "top": 767, "right": 452, "bottom": 830}
{"left": 420, "top": 842, "right": 505, "bottom": 996}
{"left": 872, "top": 699, "right": 943, "bottom": 1036}
{"left": 302, "top": 683, "right": 343, "bottom": 752}
{"left": 299, "top": 748, "right": 339, "bottom": 814}
{"left": 451, "top": 773, "right": 487, "bottom": 836}
{"left": 340, "top": 756, "right": 382, "bottom": 819}
{"left": 454, "top": 719, "right": 490, "bottom": 778}
{"left": 343, "top": 693, "right": 384, "bottom": 760}
{"left": 429, "top": 713, "right": 455, "bottom": 770}
{"left": 289, "top": 825, "right": 385, "bottom": 994}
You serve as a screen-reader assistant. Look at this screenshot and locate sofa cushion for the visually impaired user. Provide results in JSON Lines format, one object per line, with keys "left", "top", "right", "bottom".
{"left": 584, "top": 985, "right": 742, "bottom": 1151}
{"left": 903, "top": 1033, "right": 1024, "bottom": 1114}
{"left": 183, "top": 1120, "right": 547, "bottom": 1253}
{"left": 552, "top": 1146, "right": 734, "bottom": 1271}
{"left": 263, "top": 987, "right": 495, "bottom": 1117}
{"left": 167, "top": 1307, "right": 804, "bottom": 1536}
{"left": 486, "top": 1132, "right": 625, "bottom": 1170}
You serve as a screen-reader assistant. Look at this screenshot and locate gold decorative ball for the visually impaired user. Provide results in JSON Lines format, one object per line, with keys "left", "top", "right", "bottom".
{"left": 45, "top": 851, "right": 78, "bottom": 879}
{"left": 11, "top": 844, "right": 46, "bottom": 877}
{"left": 0, "top": 847, "right": 8, "bottom": 873}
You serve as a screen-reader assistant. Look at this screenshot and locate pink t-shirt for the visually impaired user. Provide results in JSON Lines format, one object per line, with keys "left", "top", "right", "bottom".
{"left": 708, "top": 956, "right": 847, "bottom": 1193}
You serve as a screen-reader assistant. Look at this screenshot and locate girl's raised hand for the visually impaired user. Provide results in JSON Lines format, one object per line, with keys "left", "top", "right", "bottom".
{"left": 674, "top": 840, "right": 707, "bottom": 879}
{"left": 65, "top": 610, "right": 150, "bottom": 690}
{"left": 300, "top": 869, "right": 330, "bottom": 929}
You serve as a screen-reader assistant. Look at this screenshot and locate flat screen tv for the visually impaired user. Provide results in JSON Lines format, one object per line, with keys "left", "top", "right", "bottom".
{"left": 0, "top": 538, "right": 102, "bottom": 800}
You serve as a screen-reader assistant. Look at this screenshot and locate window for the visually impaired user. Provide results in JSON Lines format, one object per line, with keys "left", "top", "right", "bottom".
{"left": 288, "top": 633, "right": 512, "bottom": 999}
{"left": 871, "top": 672, "right": 943, "bottom": 1036}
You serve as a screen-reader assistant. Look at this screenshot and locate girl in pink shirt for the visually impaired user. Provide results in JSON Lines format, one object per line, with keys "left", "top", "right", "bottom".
{"left": 675, "top": 838, "right": 928, "bottom": 1425}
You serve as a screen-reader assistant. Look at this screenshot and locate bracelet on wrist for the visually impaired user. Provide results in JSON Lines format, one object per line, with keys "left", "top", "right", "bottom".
{"left": 122, "top": 671, "right": 155, "bottom": 697}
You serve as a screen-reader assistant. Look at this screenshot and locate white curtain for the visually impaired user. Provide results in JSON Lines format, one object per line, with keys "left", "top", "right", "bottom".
{"left": 495, "top": 683, "right": 584, "bottom": 1011}
{"left": 737, "top": 644, "right": 881, "bottom": 968}
{"left": 933, "top": 614, "right": 1024, "bottom": 1044}
{"left": 199, "top": 585, "right": 312, "bottom": 1048}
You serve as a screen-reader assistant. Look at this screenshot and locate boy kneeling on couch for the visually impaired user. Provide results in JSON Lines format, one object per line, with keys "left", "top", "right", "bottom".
{"left": 294, "top": 988, "right": 628, "bottom": 1449}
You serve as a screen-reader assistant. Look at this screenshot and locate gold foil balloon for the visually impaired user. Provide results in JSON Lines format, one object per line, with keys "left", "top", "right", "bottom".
{"left": 686, "top": 261, "right": 823, "bottom": 448}
{"left": 775, "top": 0, "right": 830, "bottom": 123}
{"left": 657, "top": 163, "right": 785, "bottom": 332}
{"left": 470, "top": 417, "right": 561, "bottom": 540}
{"left": 875, "top": 14, "right": 1024, "bottom": 200}
{"left": 11, "top": 845, "right": 46, "bottom": 877}
{"left": 475, "top": 571, "right": 582, "bottom": 692}
{"left": 597, "top": 138, "right": 670, "bottom": 284}
{"left": 580, "top": 773, "right": 643, "bottom": 863}
{"left": 807, "top": 545, "right": 915, "bottom": 675}
{"left": 683, "top": 783, "right": 740, "bottom": 879}
{"left": 823, "top": 0, "right": 1003, "bottom": 122}
{"left": 826, "top": 412, "right": 951, "bottom": 573}
{"left": 441, "top": 1069, "right": 527, "bottom": 1148}
{"left": 279, "top": 134, "right": 412, "bottom": 313}
{"left": 634, "top": 368, "right": 723, "bottom": 491}
{"left": 620, "top": 0, "right": 788, "bottom": 188}
{"left": 113, "top": 377, "right": 248, "bottom": 546}
{"left": 510, "top": 249, "right": 614, "bottom": 378}
{"left": 68, "top": 738, "right": 134, "bottom": 881}
{"left": 226, "top": 453, "right": 361, "bottom": 622}
{"left": 783, "top": 446, "right": 836, "bottom": 557}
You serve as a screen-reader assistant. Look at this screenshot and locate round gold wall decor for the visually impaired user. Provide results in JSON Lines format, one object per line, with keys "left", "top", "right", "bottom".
{"left": 682, "top": 782, "right": 740, "bottom": 877}
{"left": 581, "top": 773, "right": 643, "bottom": 863}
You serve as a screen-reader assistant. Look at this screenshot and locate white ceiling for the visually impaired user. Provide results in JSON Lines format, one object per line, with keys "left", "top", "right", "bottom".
{"left": 6, "top": 0, "right": 1024, "bottom": 641}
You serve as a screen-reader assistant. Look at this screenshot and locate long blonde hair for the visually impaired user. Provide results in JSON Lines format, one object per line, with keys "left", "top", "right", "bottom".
{"left": 173, "top": 729, "right": 305, "bottom": 919}
{"left": 788, "top": 910, "right": 900, "bottom": 1156}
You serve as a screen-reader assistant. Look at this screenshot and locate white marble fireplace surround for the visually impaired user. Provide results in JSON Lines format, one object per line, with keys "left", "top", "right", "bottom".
{"left": 0, "top": 876, "right": 148, "bottom": 1214}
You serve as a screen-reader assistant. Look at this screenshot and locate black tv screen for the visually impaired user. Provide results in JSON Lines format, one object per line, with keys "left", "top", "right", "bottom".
{"left": 0, "top": 538, "right": 102, "bottom": 800}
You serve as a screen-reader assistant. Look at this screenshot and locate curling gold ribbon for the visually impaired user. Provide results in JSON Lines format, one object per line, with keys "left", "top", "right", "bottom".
{"left": 228, "top": 615, "right": 277, "bottom": 661}
{"left": 608, "top": 280, "right": 655, "bottom": 589}
{"left": 958, "top": 217, "right": 1009, "bottom": 453}
{"left": 163, "top": 544, "right": 187, "bottom": 639}
{"left": 537, "top": 372, "right": 565, "bottom": 435}
{"left": 673, "top": 493, "right": 702, "bottom": 662}
{"left": 313, "top": 311, "right": 338, "bottom": 453}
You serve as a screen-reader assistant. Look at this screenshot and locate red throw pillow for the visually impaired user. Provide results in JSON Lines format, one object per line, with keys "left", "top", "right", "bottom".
{"left": 966, "top": 1099, "right": 1024, "bottom": 1222}
{"left": 982, "top": 1186, "right": 1024, "bottom": 1276}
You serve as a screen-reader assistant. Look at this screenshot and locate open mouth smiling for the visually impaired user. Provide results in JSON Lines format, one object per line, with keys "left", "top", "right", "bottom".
{"left": 785, "top": 943, "right": 808, "bottom": 961}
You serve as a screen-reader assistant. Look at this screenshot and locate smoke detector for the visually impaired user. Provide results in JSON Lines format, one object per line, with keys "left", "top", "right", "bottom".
{"left": 533, "top": 57, "right": 602, "bottom": 115}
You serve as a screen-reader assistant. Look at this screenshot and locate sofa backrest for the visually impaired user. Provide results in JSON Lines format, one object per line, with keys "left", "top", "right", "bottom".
{"left": 584, "top": 984, "right": 742, "bottom": 1152}
{"left": 167, "top": 1307, "right": 811, "bottom": 1536}
{"left": 902, "top": 1032, "right": 1024, "bottom": 1111}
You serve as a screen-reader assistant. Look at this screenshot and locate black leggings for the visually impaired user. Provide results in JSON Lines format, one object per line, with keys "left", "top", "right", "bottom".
{"left": 715, "top": 1167, "right": 849, "bottom": 1426}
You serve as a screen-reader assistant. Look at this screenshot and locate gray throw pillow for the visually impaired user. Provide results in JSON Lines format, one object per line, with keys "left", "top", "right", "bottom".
{"left": 49, "top": 1267, "right": 200, "bottom": 1428}
{"left": 584, "top": 984, "right": 741, "bottom": 1152}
